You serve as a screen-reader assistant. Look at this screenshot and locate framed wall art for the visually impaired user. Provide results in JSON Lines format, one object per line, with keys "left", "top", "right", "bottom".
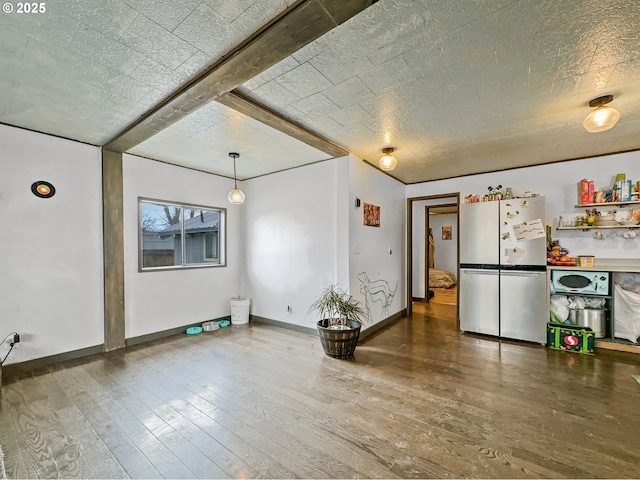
{"left": 363, "top": 203, "right": 380, "bottom": 227}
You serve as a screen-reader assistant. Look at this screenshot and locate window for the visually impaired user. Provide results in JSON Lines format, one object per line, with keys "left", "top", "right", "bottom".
{"left": 139, "top": 198, "right": 226, "bottom": 271}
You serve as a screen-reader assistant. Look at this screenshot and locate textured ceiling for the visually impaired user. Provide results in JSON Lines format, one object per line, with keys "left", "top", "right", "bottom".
{"left": 129, "top": 101, "right": 330, "bottom": 179}
{"left": 2, "top": 0, "right": 640, "bottom": 183}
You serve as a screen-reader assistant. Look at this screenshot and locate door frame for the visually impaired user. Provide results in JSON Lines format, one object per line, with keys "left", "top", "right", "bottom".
{"left": 406, "top": 193, "right": 460, "bottom": 320}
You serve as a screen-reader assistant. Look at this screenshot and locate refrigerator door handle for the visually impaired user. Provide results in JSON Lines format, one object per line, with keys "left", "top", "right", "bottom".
{"left": 462, "top": 269, "right": 499, "bottom": 275}
{"left": 501, "top": 271, "right": 546, "bottom": 277}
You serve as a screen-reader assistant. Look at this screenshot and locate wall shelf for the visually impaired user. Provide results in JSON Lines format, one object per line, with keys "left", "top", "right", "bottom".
{"left": 574, "top": 200, "right": 640, "bottom": 208}
{"left": 557, "top": 225, "right": 640, "bottom": 231}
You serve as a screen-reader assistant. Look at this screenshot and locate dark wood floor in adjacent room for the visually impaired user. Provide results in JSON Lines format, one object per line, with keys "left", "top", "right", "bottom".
{"left": 1, "top": 302, "right": 639, "bottom": 479}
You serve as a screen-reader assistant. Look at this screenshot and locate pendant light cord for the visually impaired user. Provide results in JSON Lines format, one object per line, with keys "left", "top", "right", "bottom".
{"left": 233, "top": 157, "right": 238, "bottom": 188}
{"left": 230, "top": 152, "right": 239, "bottom": 188}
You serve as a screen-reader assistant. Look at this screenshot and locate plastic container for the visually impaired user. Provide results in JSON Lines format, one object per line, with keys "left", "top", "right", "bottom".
{"left": 230, "top": 297, "right": 250, "bottom": 325}
{"left": 578, "top": 255, "right": 595, "bottom": 268}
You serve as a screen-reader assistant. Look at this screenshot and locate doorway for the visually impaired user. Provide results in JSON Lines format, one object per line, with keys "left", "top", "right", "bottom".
{"left": 425, "top": 204, "right": 458, "bottom": 306}
{"left": 406, "top": 193, "right": 460, "bottom": 320}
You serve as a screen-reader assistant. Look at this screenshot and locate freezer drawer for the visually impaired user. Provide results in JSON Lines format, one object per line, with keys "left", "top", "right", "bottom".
{"left": 500, "top": 270, "right": 548, "bottom": 344}
{"left": 459, "top": 269, "right": 499, "bottom": 336}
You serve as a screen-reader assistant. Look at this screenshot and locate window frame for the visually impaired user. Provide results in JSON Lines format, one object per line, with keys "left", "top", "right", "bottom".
{"left": 138, "top": 197, "right": 227, "bottom": 272}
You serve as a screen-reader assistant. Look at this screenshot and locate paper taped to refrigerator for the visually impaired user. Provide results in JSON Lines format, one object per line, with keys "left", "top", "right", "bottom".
{"left": 512, "top": 218, "right": 545, "bottom": 241}
{"left": 504, "top": 247, "right": 526, "bottom": 264}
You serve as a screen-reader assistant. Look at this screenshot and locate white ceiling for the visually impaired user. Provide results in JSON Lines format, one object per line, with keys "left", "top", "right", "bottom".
{"left": 2, "top": 0, "right": 640, "bottom": 183}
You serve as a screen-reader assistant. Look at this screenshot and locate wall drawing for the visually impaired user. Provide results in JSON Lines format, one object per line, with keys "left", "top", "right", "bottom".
{"left": 357, "top": 272, "right": 397, "bottom": 319}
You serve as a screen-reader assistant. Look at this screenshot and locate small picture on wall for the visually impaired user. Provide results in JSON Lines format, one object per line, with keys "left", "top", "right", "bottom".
{"left": 363, "top": 203, "right": 380, "bottom": 227}
{"left": 442, "top": 225, "right": 452, "bottom": 240}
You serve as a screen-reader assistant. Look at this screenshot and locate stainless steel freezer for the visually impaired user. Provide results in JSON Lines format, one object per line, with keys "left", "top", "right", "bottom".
{"left": 459, "top": 267, "right": 499, "bottom": 336}
{"left": 460, "top": 201, "right": 499, "bottom": 266}
{"left": 499, "top": 270, "right": 547, "bottom": 343}
{"left": 498, "top": 196, "right": 547, "bottom": 343}
{"left": 498, "top": 196, "right": 547, "bottom": 268}
{"left": 459, "top": 196, "right": 548, "bottom": 344}
{"left": 459, "top": 200, "right": 500, "bottom": 336}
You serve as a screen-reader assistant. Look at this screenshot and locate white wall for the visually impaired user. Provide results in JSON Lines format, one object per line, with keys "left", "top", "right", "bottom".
{"left": 0, "top": 125, "right": 104, "bottom": 364}
{"left": 242, "top": 154, "right": 406, "bottom": 331}
{"left": 349, "top": 156, "right": 406, "bottom": 327}
{"left": 242, "top": 159, "right": 341, "bottom": 329}
{"left": 406, "top": 151, "right": 640, "bottom": 260}
{"left": 122, "top": 154, "right": 242, "bottom": 338}
{"left": 429, "top": 213, "right": 458, "bottom": 273}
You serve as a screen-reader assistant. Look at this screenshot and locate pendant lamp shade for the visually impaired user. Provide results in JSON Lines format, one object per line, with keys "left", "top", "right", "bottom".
{"left": 228, "top": 187, "right": 245, "bottom": 204}
{"left": 227, "top": 152, "right": 245, "bottom": 204}
{"left": 583, "top": 95, "right": 620, "bottom": 133}
{"left": 379, "top": 147, "right": 397, "bottom": 171}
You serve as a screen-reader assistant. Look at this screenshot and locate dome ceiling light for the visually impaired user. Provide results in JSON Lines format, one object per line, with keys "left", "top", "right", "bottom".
{"left": 379, "top": 147, "right": 397, "bottom": 171}
{"left": 227, "top": 152, "right": 245, "bottom": 205}
{"left": 583, "top": 95, "right": 620, "bottom": 133}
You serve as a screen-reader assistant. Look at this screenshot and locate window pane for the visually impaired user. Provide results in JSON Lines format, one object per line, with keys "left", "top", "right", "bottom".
{"left": 139, "top": 199, "right": 225, "bottom": 270}
{"left": 184, "top": 209, "right": 220, "bottom": 264}
{"left": 141, "top": 202, "right": 182, "bottom": 268}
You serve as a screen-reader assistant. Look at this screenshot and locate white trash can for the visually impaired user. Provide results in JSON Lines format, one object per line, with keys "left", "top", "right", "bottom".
{"left": 230, "top": 297, "right": 250, "bottom": 325}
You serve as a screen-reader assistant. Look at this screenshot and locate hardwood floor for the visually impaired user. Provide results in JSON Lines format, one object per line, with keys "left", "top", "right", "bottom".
{"left": 429, "top": 286, "right": 457, "bottom": 306}
{"left": 1, "top": 305, "right": 639, "bottom": 478}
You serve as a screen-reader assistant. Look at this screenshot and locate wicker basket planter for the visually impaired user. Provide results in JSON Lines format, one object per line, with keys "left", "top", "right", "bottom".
{"left": 310, "top": 284, "right": 368, "bottom": 359}
{"left": 317, "top": 319, "right": 362, "bottom": 358}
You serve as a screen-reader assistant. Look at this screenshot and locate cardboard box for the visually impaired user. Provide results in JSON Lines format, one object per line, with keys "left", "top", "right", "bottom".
{"left": 578, "top": 179, "right": 592, "bottom": 204}
{"left": 547, "top": 322, "right": 595, "bottom": 355}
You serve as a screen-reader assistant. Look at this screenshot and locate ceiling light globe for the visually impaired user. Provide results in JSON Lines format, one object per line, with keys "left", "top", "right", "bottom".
{"left": 379, "top": 153, "right": 397, "bottom": 171}
{"left": 583, "top": 105, "right": 620, "bottom": 133}
{"left": 228, "top": 188, "right": 245, "bottom": 204}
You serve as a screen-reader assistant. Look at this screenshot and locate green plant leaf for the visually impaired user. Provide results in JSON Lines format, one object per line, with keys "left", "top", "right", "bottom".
{"left": 309, "top": 284, "right": 368, "bottom": 325}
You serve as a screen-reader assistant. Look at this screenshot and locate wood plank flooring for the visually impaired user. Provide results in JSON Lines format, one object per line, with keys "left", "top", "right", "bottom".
{"left": 429, "top": 286, "right": 457, "bottom": 306}
{"left": 1, "top": 303, "right": 639, "bottom": 478}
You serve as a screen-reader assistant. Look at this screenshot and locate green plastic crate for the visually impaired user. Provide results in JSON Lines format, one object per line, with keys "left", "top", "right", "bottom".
{"left": 547, "top": 322, "right": 595, "bottom": 355}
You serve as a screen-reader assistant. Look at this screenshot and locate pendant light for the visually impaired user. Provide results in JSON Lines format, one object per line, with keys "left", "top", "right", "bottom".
{"left": 227, "top": 152, "right": 245, "bottom": 204}
{"left": 583, "top": 95, "right": 620, "bottom": 133}
{"left": 379, "top": 147, "right": 397, "bottom": 171}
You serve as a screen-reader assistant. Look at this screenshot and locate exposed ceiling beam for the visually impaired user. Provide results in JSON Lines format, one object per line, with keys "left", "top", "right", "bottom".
{"left": 104, "top": 0, "right": 378, "bottom": 152}
{"left": 217, "top": 90, "right": 349, "bottom": 157}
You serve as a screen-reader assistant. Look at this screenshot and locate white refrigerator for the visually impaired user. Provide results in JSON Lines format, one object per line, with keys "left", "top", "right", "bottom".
{"left": 459, "top": 196, "right": 548, "bottom": 344}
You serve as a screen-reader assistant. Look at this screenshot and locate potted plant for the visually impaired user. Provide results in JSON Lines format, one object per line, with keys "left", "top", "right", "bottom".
{"left": 309, "top": 284, "right": 368, "bottom": 358}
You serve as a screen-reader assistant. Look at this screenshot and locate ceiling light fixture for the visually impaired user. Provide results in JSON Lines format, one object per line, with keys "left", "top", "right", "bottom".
{"left": 379, "top": 147, "right": 397, "bottom": 171}
{"left": 227, "top": 152, "right": 245, "bottom": 205}
{"left": 583, "top": 95, "right": 620, "bottom": 133}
